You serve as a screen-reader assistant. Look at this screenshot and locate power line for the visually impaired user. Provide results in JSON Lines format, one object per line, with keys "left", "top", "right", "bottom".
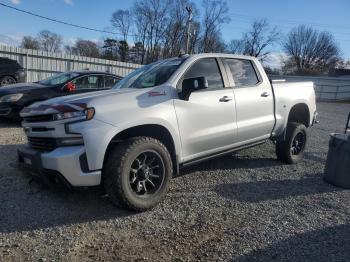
{"left": 0, "top": 2, "right": 139, "bottom": 37}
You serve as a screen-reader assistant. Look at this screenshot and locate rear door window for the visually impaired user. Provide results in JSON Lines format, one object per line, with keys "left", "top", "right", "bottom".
{"left": 104, "top": 76, "right": 119, "bottom": 88}
{"left": 225, "top": 59, "right": 259, "bottom": 87}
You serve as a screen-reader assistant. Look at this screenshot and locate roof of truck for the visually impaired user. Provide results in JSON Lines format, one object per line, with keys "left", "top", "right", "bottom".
{"left": 183, "top": 53, "right": 257, "bottom": 60}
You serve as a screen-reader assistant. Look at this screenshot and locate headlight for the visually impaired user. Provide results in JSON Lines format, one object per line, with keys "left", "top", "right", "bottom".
{"left": 53, "top": 108, "right": 95, "bottom": 121}
{"left": 0, "top": 93, "right": 23, "bottom": 103}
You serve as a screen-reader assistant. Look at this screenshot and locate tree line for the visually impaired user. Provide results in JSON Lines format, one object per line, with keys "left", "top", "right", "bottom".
{"left": 20, "top": 0, "right": 348, "bottom": 75}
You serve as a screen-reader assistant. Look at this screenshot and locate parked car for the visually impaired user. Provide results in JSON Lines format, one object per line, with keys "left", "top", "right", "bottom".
{"left": 0, "top": 57, "right": 26, "bottom": 87}
{"left": 0, "top": 70, "right": 121, "bottom": 120}
{"left": 18, "top": 53, "right": 317, "bottom": 211}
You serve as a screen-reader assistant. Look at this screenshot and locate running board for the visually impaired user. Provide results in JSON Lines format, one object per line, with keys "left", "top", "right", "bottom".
{"left": 180, "top": 140, "right": 267, "bottom": 168}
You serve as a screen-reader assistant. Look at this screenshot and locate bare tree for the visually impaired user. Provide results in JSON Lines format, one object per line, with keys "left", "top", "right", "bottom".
{"left": 132, "top": 7, "right": 149, "bottom": 64}
{"left": 65, "top": 39, "right": 100, "bottom": 58}
{"left": 37, "top": 30, "right": 62, "bottom": 52}
{"left": 118, "top": 40, "right": 129, "bottom": 62}
{"left": 101, "top": 38, "right": 119, "bottom": 60}
{"left": 337, "top": 59, "right": 350, "bottom": 69}
{"left": 228, "top": 39, "right": 245, "bottom": 54}
{"left": 133, "top": 0, "right": 170, "bottom": 63}
{"left": 230, "top": 19, "right": 280, "bottom": 58}
{"left": 129, "top": 41, "right": 145, "bottom": 64}
{"left": 20, "top": 36, "right": 41, "bottom": 50}
{"left": 201, "top": 0, "right": 230, "bottom": 53}
{"left": 162, "top": 0, "right": 198, "bottom": 57}
{"left": 111, "top": 9, "right": 132, "bottom": 42}
{"left": 283, "top": 25, "right": 341, "bottom": 75}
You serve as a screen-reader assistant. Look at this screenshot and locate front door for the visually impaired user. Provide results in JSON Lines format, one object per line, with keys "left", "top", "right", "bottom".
{"left": 174, "top": 58, "right": 237, "bottom": 162}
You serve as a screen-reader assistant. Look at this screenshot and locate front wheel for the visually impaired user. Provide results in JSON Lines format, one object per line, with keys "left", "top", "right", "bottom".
{"left": 276, "top": 122, "right": 308, "bottom": 164}
{"left": 103, "top": 137, "right": 173, "bottom": 211}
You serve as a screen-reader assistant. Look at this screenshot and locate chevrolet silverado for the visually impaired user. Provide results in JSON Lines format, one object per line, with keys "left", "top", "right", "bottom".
{"left": 18, "top": 53, "right": 317, "bottom": 211}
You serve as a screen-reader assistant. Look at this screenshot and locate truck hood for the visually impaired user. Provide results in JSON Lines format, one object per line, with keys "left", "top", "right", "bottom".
{"left": 20, "top": 88, "right": 139, "bottom": 117}
{"left": 40, "top": 88, "right": 137, "bottom": 104}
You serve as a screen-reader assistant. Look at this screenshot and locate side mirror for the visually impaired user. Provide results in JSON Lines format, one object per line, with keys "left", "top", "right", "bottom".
{"left": 63, "top": 81, "right": 76, "bottom": 92}
{"left": 180, "top": 76, "right": 208, "bottom": 100}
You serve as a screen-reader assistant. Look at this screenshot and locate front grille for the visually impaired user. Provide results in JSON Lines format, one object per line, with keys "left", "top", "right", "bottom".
{"left": 23, "top": 114, "right": 54, "bottom": 123}
{"left": 28, "top": 137, "right": 57, "bottom": 151}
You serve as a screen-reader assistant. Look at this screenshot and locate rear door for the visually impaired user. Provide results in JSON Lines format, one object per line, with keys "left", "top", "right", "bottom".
{"left": 174, "top": 57, "right": 237, "bottom": 161}
{"left": 223, "top": 58, "right": 274, "bottom": 143}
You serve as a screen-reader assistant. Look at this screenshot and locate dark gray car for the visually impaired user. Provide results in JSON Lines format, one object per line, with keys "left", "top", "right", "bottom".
{"left": 0, "top": 58, "right": 26, "bottom": 86}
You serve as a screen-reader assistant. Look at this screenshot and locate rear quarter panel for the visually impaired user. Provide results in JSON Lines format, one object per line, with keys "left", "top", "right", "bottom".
{"left": 272, "top": 81, "right": 317, "bottom": 136}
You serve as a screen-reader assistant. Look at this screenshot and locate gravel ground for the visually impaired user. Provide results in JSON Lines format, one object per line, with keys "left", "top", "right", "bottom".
{"left": 0, "top": 102, "right": 350, "bottom": 261}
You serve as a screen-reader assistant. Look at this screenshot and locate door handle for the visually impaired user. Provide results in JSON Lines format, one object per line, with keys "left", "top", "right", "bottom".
{"left": 261, "top": 92, "right": 270, "bottom": 97}
{"left": 219, "top": 96, "right": 233, "bottom": 102}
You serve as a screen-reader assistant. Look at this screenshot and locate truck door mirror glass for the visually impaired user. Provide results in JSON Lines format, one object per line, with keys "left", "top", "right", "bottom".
{"left": 180, "top": 76, "right": 208, "bottom": 100}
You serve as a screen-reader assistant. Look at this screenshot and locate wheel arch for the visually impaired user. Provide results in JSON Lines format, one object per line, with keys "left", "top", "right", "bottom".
{"left": 276, "top": 102, "right": 311, "bottom": 142}
{"left": 287, "top": 103, "right": 310, "bottom": 127}
{"left": 103, "top": 124, "right": 180, "bottom": 176}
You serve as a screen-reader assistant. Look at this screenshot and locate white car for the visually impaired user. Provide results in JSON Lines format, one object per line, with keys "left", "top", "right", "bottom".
{"left": 18, "top": 53, "right": 317, "bottom": 211}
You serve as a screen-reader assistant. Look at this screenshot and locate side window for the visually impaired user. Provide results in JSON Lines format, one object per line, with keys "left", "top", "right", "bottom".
{"left": 73, "top": 75, "right": 104, "bottom": 89}
{"left": 225, "top": 59, "right": 259, "bottom": 87}
{"left": 104, "top": 76, "right": 119, "bottom": 88}
{"left": 182, "top": 58, "right": 224, "bottom": 90}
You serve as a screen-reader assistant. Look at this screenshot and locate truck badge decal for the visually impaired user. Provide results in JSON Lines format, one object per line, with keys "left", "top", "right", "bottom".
{"left": 148, "top": 91, "right": 166, "bottom": 97}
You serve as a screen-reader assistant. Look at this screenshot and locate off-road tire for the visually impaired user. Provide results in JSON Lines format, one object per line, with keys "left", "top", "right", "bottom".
{"left": 103, "top": 136, "right": 173, "bottom": 211}
{"left": 276, "top": 122, "right": 308, "bottom": 164}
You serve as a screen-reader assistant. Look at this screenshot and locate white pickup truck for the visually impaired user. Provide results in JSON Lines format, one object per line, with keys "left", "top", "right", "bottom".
{"left": 18, "top": 53, "right": 317, "bottom": 211}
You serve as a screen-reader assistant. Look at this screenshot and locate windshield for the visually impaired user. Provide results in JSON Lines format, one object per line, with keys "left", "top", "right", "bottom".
{"left": 38, "top": 72, "right": 79, "bottom": 86}
{"left": 113, "top": 58, "right": 186, "bottom": 89}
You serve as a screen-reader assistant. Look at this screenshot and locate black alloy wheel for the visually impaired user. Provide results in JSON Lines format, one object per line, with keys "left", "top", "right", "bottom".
{"left": 129, "top": 150, "right": 165, "bottom": 197}
{"left": 290, "top": 132, "right": 305, "bottom": 155}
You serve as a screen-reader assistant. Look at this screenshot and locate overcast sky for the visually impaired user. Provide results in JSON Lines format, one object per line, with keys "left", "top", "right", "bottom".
{"left": 0, "top": 0, "right": 349, "bottom": 67}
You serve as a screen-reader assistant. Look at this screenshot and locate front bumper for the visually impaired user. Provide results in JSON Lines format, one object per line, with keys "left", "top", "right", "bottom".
{"left": 0, "top": 103, "right": 21, "bottom": 118}
{"left": 17, "top": 145, "right": 101, "bottom": 187}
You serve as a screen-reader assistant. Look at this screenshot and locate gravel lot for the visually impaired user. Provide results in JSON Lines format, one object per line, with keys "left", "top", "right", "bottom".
{"left": 0, "top": 102, "right": 350, "bottom": 261}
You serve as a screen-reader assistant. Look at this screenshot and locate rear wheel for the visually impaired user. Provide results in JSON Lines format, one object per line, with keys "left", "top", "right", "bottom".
{"left": 103, "top": 136, "right": 173, "bottom": 211}
{"left": 276, "top": 122, "right": 307, "bottom": 164}
{"left": 0, "top": 76, "right": 16, "bottom": 87}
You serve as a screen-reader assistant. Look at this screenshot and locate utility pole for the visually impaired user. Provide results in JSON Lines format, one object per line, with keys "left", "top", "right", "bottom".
{"left": 185, "top": 6, "right": 193, "bottom": 54}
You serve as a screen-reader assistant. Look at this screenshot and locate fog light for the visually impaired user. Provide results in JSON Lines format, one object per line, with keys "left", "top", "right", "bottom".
{"left": 57, "top": 137, "right": 84, "bottom": 146}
